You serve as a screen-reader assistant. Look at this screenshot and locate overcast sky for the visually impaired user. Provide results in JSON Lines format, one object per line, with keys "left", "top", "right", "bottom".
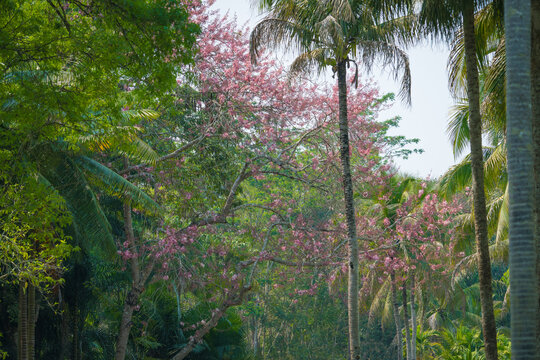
{"left": 211, "top": 0, "right": 459, "bottom": 178}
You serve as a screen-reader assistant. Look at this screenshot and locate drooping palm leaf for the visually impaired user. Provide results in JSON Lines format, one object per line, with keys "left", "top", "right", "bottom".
{"left": 35, "top": 148, "right": 116, "bottom": 256}
{"left": 75, "top": 156, "right": 161, "bottom": 214}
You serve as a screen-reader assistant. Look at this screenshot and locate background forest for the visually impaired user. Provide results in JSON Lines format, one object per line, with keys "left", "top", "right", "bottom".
{"left": 0, "top": 0, "right": 536, "bottom": 360}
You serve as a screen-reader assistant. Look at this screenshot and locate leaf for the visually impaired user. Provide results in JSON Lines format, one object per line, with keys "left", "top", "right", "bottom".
{"left": 75, "top": 156, "right": 161, "bottom": 215}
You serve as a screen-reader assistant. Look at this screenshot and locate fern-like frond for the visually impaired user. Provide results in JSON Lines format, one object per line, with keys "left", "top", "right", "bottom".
{"left": 250, "top": 18, "right": 314, "bottom": 64}
{"left": 368, "top": 277, "right": 391, "bottom": 324}
{"left": 494, "top": 183, "right": 509, "bottom": 244}
{"left": 119, "top": 108, "right": 160, "bottom": 124}
{"left": 34, "top": 148, "right": 116, "bottom": 256}
{"left": 447, "top": 100, "right": 470, "bottom": 159}
{"left": 438, "top": 156, "right": 471, "bottom": 198}
{"left": 353, "top": 40, "right": 411, "bottom": 104}
{"left": 316, "top": 15, "right": 345, "bottom": 52}
{"left": 289, "top": 48, "right": 331, "bottom": 78}
{"left": 116, "top": 136, "right": 160, "bottom": 166}
{"left": 75, "top": 156, "right": 161, "bottom": 214}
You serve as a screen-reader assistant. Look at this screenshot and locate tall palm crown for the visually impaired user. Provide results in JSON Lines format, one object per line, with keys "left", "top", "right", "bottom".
{"left": 250, "top": 0, "right": 415, "bottom": 104}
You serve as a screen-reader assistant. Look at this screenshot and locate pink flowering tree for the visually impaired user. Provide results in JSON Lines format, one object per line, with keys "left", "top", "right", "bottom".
{"left": 355, "top": 179, "right": 463, "bottom": 360}
{"left": 109, "top": 1, "right": 423, "bottom": 359}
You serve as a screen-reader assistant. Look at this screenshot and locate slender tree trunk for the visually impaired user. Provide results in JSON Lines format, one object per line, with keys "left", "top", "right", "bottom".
{"left": 172, "top": 287, "right": 249, "bottom": 360}
{"left": 114, "top": 201, "right": 142, "bottom": 360}
{"left": 17, "top": 281, "right": 37, "bottom": 360}
{"left": 18, "top": 282, "right": 28, "bottom": 360}
{"left": 28, "top": 283, "right": 35, "bottom": 360}
{"left": 530, "top": 0, "right": 540, "bottom": 356}
{"left": 410, "top": 274, "right": 416, "bottom": 360}
{"left": 391, "top": 272, "right": 403, "bottom": 360}
{"left": 337, "top": 59, "right": 360, "bottom": 360}
{"left": 58, "top": 292, "right": 69, "bottom": 360}
{"left": 72, "top": 302, "right": 80, "bottom": 360}
{"left": 252, "top": 315, "right": 259, "bottom": 357}
{"left": 462, "top": 3, "right": 499, "bottom": 360}
{"left": 402, "top": 283, "right": 411, "bottom": 360}
{"left": 505, "top": 0, "right": 538, "bottom": 359}
{"left": 419, "top": 290, "right": 425, "bottom": 333}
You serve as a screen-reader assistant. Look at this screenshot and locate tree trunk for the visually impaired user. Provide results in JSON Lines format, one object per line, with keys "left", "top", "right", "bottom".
{"left": 410, "top": 274, "right": 417, "bottom": 360}
{"left": 337, "top": 59, "right": 360, "bottom": 360}
{"left": 391, "top": 272, "right": 403, "bottom": 360}
{"left": 402, "top": 283, "right": 411, "bottom": 360}
{"left": 114, "top": 201, "right": 142, "bottom": 360}
{"left": 72, "top": 302, "right": 80, "bottom": 360}
{"left": 505, "top": 0, "right": 538, "bottom": 359}
{"left": 18, "top": 282, "right": 28, "bottom": 360}
{"left": 418, "top": 290, "right": 425, "bottom": 333}
{"left": 58, "top": 292, "right": 69, "bottom": 360}
{"left": 462, "top": 4, "right": 499, "bottom": 360}
{"left": 172, "top": 287, "right": 249, "bottom": 360}
{"left": 530, "top": 0, "right": 540, "bottom": 356}
{"left": 27, "top": 283, "right": 35, "bottom": 360}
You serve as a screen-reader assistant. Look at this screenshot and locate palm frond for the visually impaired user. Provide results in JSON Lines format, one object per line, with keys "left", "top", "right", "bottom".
{"left": 376, "top": 13, "right": 420, "bottom": 47}
{"left": 117, "top": 136, "right": 160, "bottom": 165}
{"left": 447, "top": 99, "right": 470, "bottom": 158}
{"left": 419, "top": 0, "right": 462, "bottom": 41}
{"left": 494, "top": 184, "right": 509, "bottom": 245}
{"left": 75, "top": 156, "right": 161, "bottom": 214}
{"left": 316, "top": 15, "right": 346, "bottom": 52}
{"left": 120, "top": 108, "right": 160, "bottom": 123}
{"left": 486, "top": 190, "right": 504, "bottom": 235}
{"left": 289, "top": 48, "right": 331, "bottom": 78}
{"left": 35, "top": 149, "right": 116, "bottom": 256}
{"left": 331, "top": 0, "right": 353, "bottom": 22}
{"left": 354, "top": 40, "right": 411, "bottom": 104}
{"left": 368, "top": 277, "right": 391, "bottom": 324}
{"left": 250, "top": 18, "right": 314, "bottom": 64}
{"left": 438, "top": 156, "right": 472, "bottom": 198}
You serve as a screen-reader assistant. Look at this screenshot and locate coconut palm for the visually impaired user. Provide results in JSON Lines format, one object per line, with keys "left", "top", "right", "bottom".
{"left": 504, "top": 0, "right": 537, "bottom": 358}
{"left": 530, "top": 0, "right": 540, "bottom": 352}
{"left": 443, "top": 2, "right": 540, "bottom": 350}
{"left": 250, "top": 1, "right": 415, "bottom": 357}
{"left": 419, "top": 1, "right": 502, "bottom": 358}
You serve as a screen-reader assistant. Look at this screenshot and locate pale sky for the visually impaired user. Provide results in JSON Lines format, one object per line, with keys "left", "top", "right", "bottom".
{"left": 212, "top": 0, "right": 459, "bottom": 179}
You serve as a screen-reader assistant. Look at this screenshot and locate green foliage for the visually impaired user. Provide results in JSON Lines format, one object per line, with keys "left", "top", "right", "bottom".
{"left": 415, "top": 325, "right": 511, "bottom": 360}
{"left": 0, "top": 159, "right": 73, "bottom": 288}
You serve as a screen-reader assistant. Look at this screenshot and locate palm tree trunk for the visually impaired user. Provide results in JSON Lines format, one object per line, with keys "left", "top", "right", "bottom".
{"left": 18, "top": 282, "right": 28, "bottom": 360}
{"left": 410, "top": 274, "right": 416, "bottom": 360}
{"left": 114, "top": 201, "right": 142, "bottom": 360}
{"left": 391, "top": 272, "right": 403, "bottom": 360}
{"left": 402, "top": 283, "right": 411, "bottom": 360}
{"left": 337, "top": 59, "right": 360, "bottom": 360}
{"left": 462, "top": 3, "right": 498, "bottom": 360}
{"left": 72, "top": 302, "right": 80, "bottom": 360}
{"left": 530, "top": 0, "right": 540, "bottom": 355}
{"left": 58, "top": 292, "right": 69, "bottom": 360}
{"left": 27, "top": 283, "right": 35, "bottom": 360}
{"left": 505, "top": 0, "right": 537, "bottom": 358}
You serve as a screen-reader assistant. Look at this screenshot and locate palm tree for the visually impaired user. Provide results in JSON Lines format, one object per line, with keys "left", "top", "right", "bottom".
{"left": 531, "top": 0, "right": 540, "bottom": 353}
{"left": 504, "top": 0, "right": 537, "bottom": 358}
{"left": 419, "top": 1, "right": 500, "bottom": 358}
{"left": 443, "top": 3, "right": 540, "bottom": 349}
{"left": 250, "top": 1, "right": 414, "bottom": 358}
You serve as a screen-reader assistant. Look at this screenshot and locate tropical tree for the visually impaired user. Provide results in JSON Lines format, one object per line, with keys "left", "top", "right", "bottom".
{"left": 504, "top": 0, "right": 537, "bottom": 358}
{"left": 419, "top": 1, "right": 502, "bottom": 358}
{"left": 530, "top": 0, "right": 540, "bottom": 353}
{"left": 250, "top": 1, "right": 415, "bottom": 357}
